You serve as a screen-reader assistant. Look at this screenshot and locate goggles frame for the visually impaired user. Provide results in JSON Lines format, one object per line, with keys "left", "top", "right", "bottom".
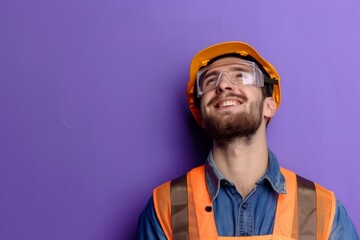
{"left": 196, "top": 59, "right": 278, "bottom": 97}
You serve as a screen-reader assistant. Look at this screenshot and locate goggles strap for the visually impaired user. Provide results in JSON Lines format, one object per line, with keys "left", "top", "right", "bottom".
{"left": 264, "top": 77, "right": 279, "bottom": 85}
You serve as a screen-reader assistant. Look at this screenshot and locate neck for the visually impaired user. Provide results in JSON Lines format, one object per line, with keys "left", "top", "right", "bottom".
{"left": 212, "top": 125, "right": 268, "bottom": 198}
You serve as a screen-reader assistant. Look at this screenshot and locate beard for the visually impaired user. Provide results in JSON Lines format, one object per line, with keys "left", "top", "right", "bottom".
{"left": 202, "top": 95, "right": 264, "bottom": 147}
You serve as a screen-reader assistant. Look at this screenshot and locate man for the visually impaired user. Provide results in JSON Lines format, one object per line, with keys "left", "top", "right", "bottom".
{"left": 137, "top": 41, "right": 358, "bottom": 239}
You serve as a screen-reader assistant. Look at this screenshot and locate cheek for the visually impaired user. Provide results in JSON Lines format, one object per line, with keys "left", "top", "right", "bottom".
{"left": 250, "top": 87, "right": 263, "bottom": 98}
{"left": 247, "top": 88, "right": 264, "bottom": 104}
{"left": 200, "top": 99, "right": 207, "bottom": 115}
{"left": 200, "top": 94, "right": 211, "bottom": 109}
{"left": 199, "top": 95, "right": 212, "bottom": 117}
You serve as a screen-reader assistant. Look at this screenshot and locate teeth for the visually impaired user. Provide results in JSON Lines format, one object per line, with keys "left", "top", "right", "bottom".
{"left": 219, "top": 100, "right": 240, "bottom": 107}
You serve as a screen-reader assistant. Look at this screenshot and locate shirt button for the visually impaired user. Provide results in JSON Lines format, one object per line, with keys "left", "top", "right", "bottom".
{"left": 241, "top": 203, "right": 247, "bottom": 209}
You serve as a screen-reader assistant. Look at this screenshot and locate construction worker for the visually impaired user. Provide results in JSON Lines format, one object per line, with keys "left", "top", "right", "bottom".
{"left": 137, "top": 42, "right": 359, "bottom": 239}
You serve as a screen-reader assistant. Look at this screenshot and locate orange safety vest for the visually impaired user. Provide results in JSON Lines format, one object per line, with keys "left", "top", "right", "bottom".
{"left": 153, "top": 166, "right": 336, "bottom": 240}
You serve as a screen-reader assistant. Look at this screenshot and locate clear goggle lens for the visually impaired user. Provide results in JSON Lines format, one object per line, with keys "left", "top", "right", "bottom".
{"left": 196, "top": 59, "right": 266, "bottom": 97}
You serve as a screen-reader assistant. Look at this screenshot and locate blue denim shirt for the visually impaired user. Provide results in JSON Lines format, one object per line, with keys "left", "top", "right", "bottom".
{"left": 137, "top": 150, "right": 359, "bottom": 239}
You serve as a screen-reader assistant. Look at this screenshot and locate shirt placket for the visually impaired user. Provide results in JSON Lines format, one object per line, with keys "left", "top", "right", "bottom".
{"left": 226, "top": 184, "right": 255, "bottom": 236}
{"left": 238, "top": 197, "right": 253, "bottom": 236}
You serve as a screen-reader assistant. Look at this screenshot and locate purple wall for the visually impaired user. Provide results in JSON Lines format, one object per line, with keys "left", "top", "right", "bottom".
{"left": 1, "top": 0, "right": 359, "bottom": 239}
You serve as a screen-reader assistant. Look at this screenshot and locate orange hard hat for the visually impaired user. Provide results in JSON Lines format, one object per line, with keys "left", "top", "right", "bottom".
{"left": 187, "top": 41, "right": 281, "bottom": 126}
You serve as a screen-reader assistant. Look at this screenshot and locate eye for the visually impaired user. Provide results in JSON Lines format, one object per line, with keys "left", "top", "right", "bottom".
{"left": 239, "top": 72, "right": 253, "bottom": 85}
{"left": 235, "top": 71, "right": 243, "bottom": 78}
{"left": 202, "top": 75, "right": 217, "bottom": 86}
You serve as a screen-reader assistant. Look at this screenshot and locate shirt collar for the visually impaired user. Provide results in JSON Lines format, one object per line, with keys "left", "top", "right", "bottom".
{"left": 205, "top": 149, "right": 286, "bottom": 201}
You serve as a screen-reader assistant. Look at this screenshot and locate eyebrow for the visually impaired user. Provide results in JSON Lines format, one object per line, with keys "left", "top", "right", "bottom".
{"left": 229, "top": 65, "right": 251, "bottom": 71}
{"left": 204, "top": 63, "right": 252, "bottom": 76}
{"left": 204, "top": 69, "right": 221, "bottom": 76}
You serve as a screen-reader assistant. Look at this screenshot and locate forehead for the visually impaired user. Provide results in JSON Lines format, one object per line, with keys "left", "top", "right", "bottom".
{"left": 207, "top": 56, "right": 251, "bottom": 68}
{"left": 205, "top": 56, "right": 252, "bottom": 71}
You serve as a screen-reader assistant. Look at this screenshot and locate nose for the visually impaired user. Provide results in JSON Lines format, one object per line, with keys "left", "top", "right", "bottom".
{"left": 216, "top": 72, "right": 234, "bottom": 93}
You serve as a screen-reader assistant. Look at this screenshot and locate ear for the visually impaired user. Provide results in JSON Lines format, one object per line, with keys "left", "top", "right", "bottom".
{"left": 263, "top": 97, "right": 277, "bottom": 118}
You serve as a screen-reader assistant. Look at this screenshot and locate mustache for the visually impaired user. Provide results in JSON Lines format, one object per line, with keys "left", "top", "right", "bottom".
{"left": 207, "top": 93, "right": 248, "bottom": 107}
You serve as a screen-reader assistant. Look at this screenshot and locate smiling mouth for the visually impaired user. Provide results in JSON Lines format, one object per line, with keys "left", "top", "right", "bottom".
{"left": 208, "top": 93, "right": 248, "bottom": 109}
{"left": 216, "top": 99, "right": 242, "bottom": 108}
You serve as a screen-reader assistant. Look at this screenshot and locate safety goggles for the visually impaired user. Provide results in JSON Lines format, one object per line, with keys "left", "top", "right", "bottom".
{"left": 196, "top": 59, "right": 278, "bottom": 97}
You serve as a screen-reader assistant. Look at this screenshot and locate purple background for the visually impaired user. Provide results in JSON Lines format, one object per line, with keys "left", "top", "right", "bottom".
{"left": 1, "top": 0, "right": 359, "bottom": 239}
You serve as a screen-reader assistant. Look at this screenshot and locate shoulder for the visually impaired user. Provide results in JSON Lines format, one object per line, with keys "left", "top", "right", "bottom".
{"left": 151, "top": 165, "right": 206, "bottom": 238}
{"left": 281, "top": 167, "right": 336, "bottom": 206}
{"left": 153, "top": 165, "right": 206, "bottom": 196}
{"left": 330, "top": 200, "right": 359, "bottom": 239}
{"left": 136, "top": 196, "right": 167, "bottom": 240}
{"left": 280, "top": 167, "right": 334, "bottom": 193}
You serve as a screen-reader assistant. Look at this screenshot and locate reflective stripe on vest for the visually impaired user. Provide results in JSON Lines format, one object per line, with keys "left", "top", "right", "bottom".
{"left": 153, "top": 166, "right": 336, "bottom": 240}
